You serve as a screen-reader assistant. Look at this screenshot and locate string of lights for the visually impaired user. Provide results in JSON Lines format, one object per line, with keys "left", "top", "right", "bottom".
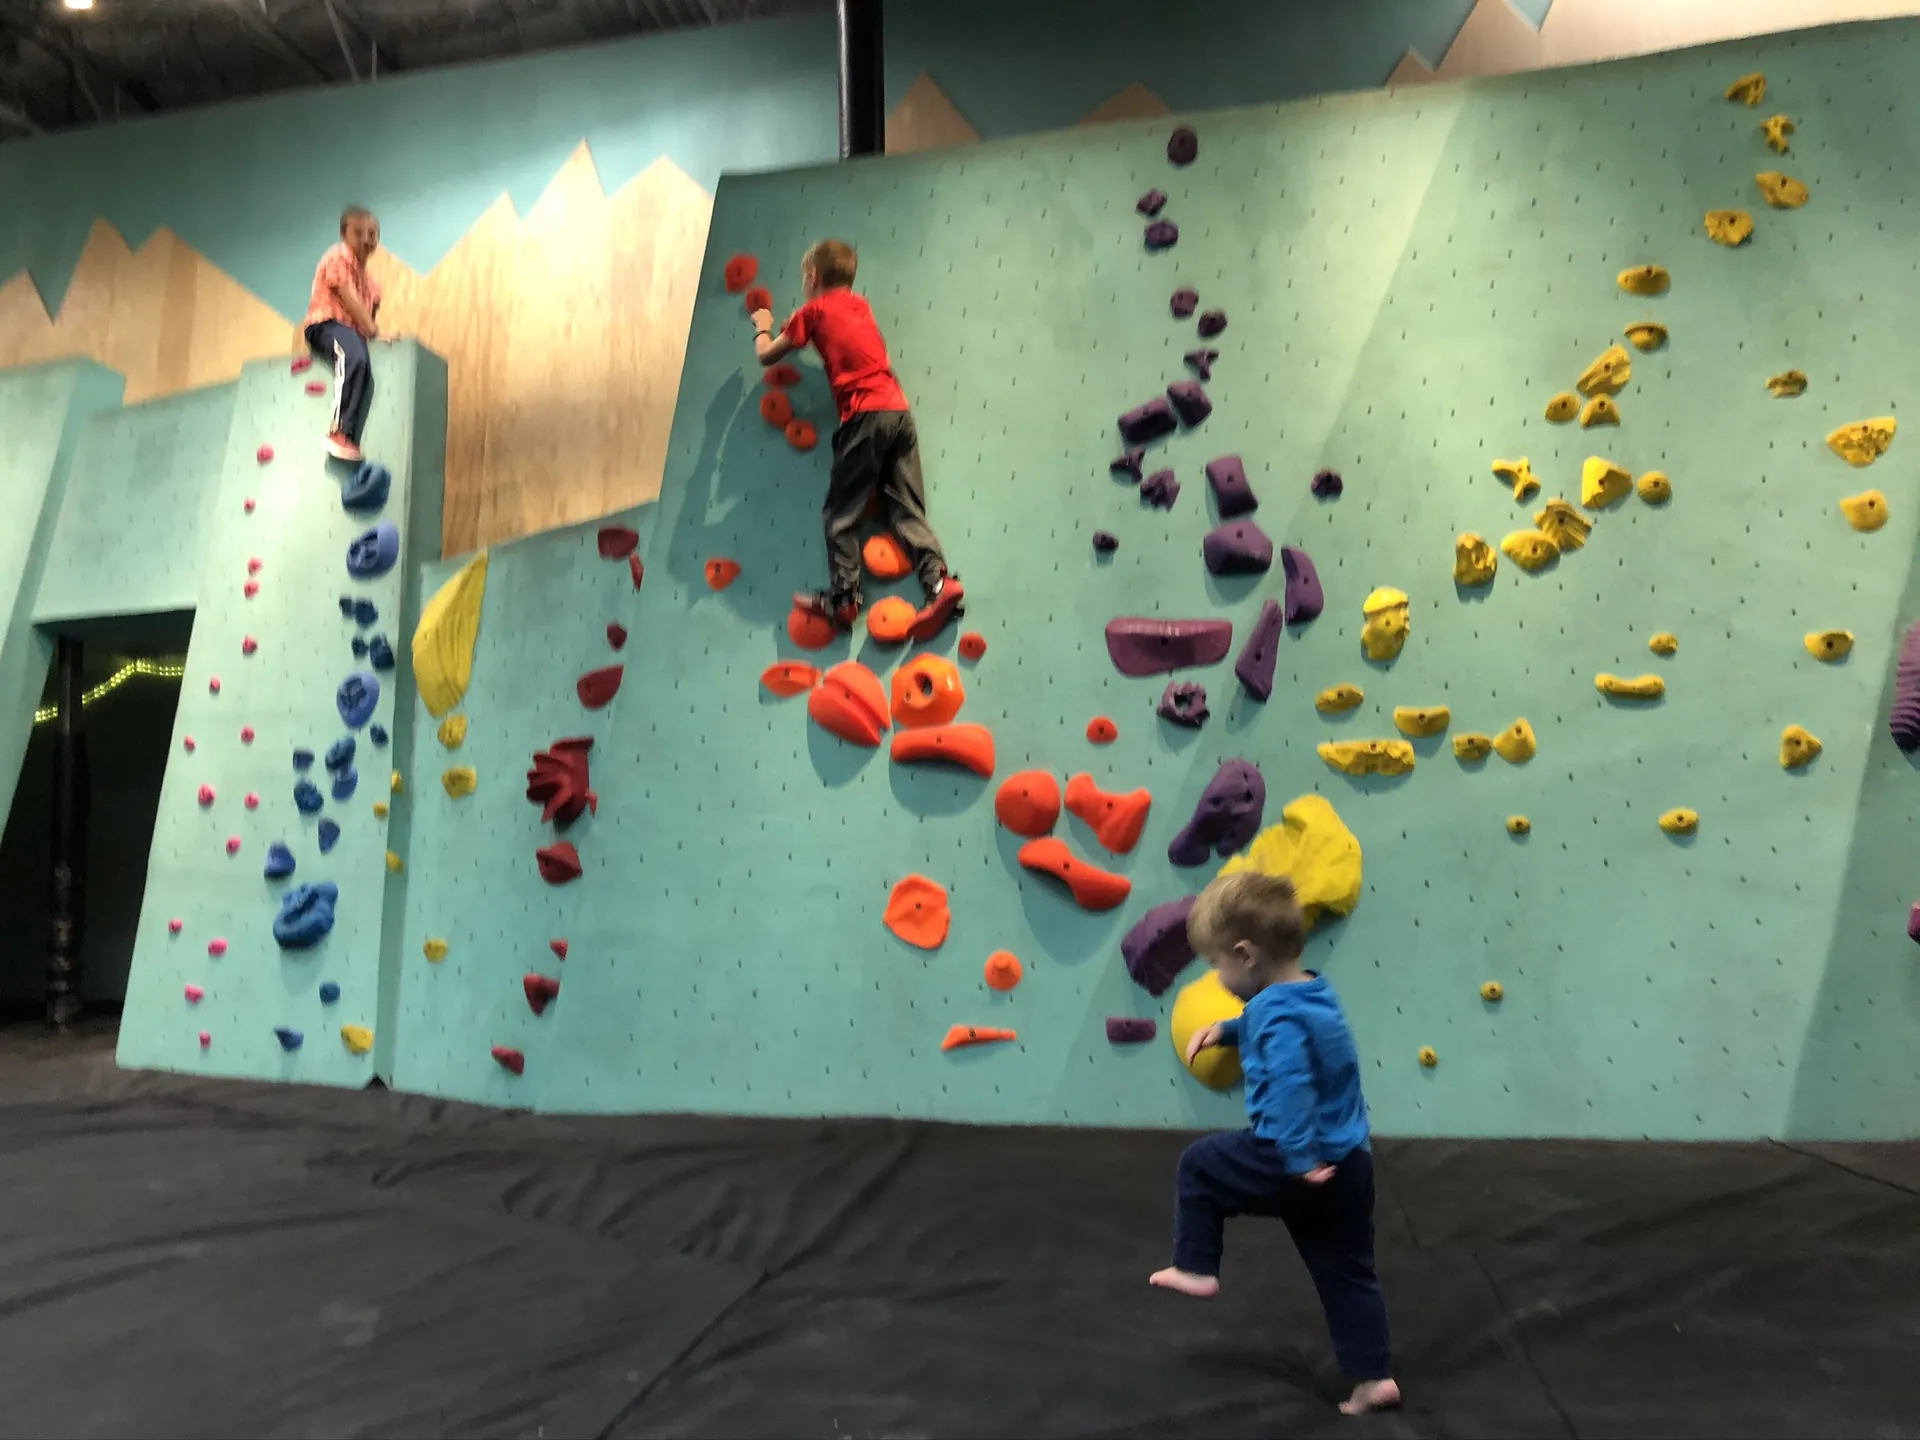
{"left": 32, "top": 658, "right": 187, "bottom": 726}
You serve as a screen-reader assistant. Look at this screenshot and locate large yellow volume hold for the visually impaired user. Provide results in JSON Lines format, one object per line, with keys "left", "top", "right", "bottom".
{"left": 1581, "top": 457, "right": 1632, "bottom": 510}
{"left": 1580, "top": 395, "right": 1621, "bottom": 428}
{"left": 1617, "top": 264, "right": 1670, "bottom": 296}
{"left": 1394, "top": 706, "right": 1451, "bottom": 738}
{"left": 1805, "top": 630, "right": 1853, "bottom": 662}
{"left": 1596, "top": 673, "right": 1666, "bottom": 700}
{"left": 1780, "top": 725, "right": 1822, "bottom": 770}
{"left": 1755, "top": 171, "right": 1809, "bottom": 209}
{"left": 1840, "top": 490, "right": 1888, "bottom": 532}
{"left": 413, "top": 551, "right": 490, "bottom": 718}
{"left": 1828, "top": 418, "right": 1897, "bottom": 467}
{"left": 1659, "top": 808, "right": 1699, "bottom": 836}
{"left": 1218, "top": 795, "right": 1364, "bottom": 925}
{"left": 1315, "top": 683, "right": 1365, "bottom": 713}
{"left": 1624, "top": 320, "right": 1668, "bottom": 352}
{"left": 1454, "top": 533, "right": 1496, "bottom": 586}
{"left": 1493, "top": 719, "right": 1537, "bottom": 764}
{"left": 1705, "top": 210, "right": 1754, "bottom": 246}
{"left": 1762, "top": 114, "right": 1795, "bottom": 153}
{"left": 1534, "top": 499, "right": 1591, "bottom": 552}
{"left": 1171, "top": 970, "right": 1245, "bottom": 1090}
{"left": 1454, "top": 734, "right": 1494, "bottom": 762}
{"left": 1492, "top": 456, "right": 1541, "bottom": 499}
{"left": 1577, "top": 344, "right": 1632, "bottom": 397}
{"left": 1725, "top": 72, "right": 1766, "bottom": 105}
{"left": 1501, "top": 529, "right": 1559, "bottom": 573}
{"left": 1317, "top": 739, "right": 1416, "bottom": 777}
{"left": 1361, "top": 587, "right": 1411, "bottom": 662}
{"left": 340, "top": 1024, "right": 374, "bottom": 1055}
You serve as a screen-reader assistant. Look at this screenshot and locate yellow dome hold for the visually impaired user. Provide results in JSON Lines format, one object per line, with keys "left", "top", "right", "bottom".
{"left": 1649, "top": 633, "right": 1679, "bottom": 656}
{"left": 1638, "top": 471, "right": 1672, "bottom": 504}
{"left": 1480, "top": 981, "right": 1505, "bottom": 1002}
{"left": 413, "top": 551, "right": 490, "bottom": 718}
{"left": 1393, "top": 706, "right": 1451, "bottom": 739}
{"left": 1840, "top": 490, "right": 1889, "bottom": 532}
{"left": 1805, "top": 630, "right": 1853, "bottom": 662}
{"left": 1624, "top": 320, "right": 1667, "bottom": 352}
{"left": 1617, "top": 264, "right": 1670, "bottom": 297}
{"left": 1544, "top": 392, "right": 1580, "bottom": 424}
{"left": 1580, "top": 394, "right": 1621, "bottom": 428}
{"left": 1454, "top": 734, "right": 1494, "bottom": 762}
{"left": 1315, "top": 683, "right": 1365, "bottom": 714}
{"left": 1494, "top": 719, "right": 1537, "bottom": 765}
{"left": 423, "top": 938, "right": 449, "bottom": 962}
{"left": 442, "top": 766, "right": 478, "bottom": 799}
{"left": 1171, "top": 970, "right": 1246, "bottom": 1091}
{"left": 1417, "top": 1046, "right": 1439, "bottom": 1068}
{"left": 1505, "top": 815, "right": 1530, "bottom": 836}
{"left": 438, "top": 714, "right": 469, "bottom": 750}
{"left": 372, "top": 801, "right": 389, "bottom": 819}
{"left": 1780, "top": 725, "right": 1822, "bottom": 770}
{"left": 1659, "top": 808, "right": 1699, "bottom": 836}
{"left": 340, "top": 1024, "right": 374, "bottom": 1055}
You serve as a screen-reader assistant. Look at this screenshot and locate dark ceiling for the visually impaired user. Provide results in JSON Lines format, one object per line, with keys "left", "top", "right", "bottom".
{"left": 0, "top": 0, "right": 833, "bottom": 141}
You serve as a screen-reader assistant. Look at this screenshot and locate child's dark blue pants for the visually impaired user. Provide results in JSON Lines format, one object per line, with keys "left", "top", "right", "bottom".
{"left": 1172, "top": 1131, "right": 1391, "bottom": 1379}
{"left": 306, "top": 320, "right": 374, "bottom": 445}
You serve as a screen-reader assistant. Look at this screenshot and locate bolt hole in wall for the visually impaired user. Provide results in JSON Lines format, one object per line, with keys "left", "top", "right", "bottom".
{"left": 0, "top": 618, "right": 190, "bottom": 1018}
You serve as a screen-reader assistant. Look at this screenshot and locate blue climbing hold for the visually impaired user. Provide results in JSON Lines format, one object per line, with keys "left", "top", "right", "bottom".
{"left": 294, "top": 779, "right": 324, "bottom": 814}
{"left": 292, "top": 747, "right": 314, "bottom": 771}
{"left": 318, "top": 981, "right": 340, "bottom": 1004}
{"left": 264, "top": 841, "right": 296, "bottom": 880}
{"left": 351, "top": 636, "right": 368, "bottom": 657}
{"left": 369, "top": 724, "right": 389, "bottom": 747}
{"left": 317, "top": 818, "right": 341, "bottom": 854}
{"left": 369, "top": 635, "right": 395, "bottom": 671}
{"left": 273, "top": 881, "right": 338, "bottom": 950}
{"left": 274, "top": 1026, "right": 304, "bottom": 1051}
{"left": 352, "top": 599, "right": 378, "bottom": 627}
{"left": 337, "top": 595, "right": 355, "bottom": 617}
{"left": 331, "top": 766, "right": 359, "bottom": 802}
{"left": 341, "top": 460, "right": 391, "bottom": 513}
{"left": 346, "top": 521, "right": 401, "bottom": 579}
{"left": 337, "top": 671, "right": 380, "bottom": 729}
{"left": 325, "top": 736, "right": 356, "bottom": 772}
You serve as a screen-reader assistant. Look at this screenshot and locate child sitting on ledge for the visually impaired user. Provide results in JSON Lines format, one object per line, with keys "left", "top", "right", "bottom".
{"left": 304, "top": 205, "right": 385, "bottom": 464}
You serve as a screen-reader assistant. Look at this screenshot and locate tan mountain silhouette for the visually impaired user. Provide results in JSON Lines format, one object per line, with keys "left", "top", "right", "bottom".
{"left": 1079, "top": 83, "right": 1172, "bottom": 125}
{"left": 887, "top": 74, "right": 980, "bottom": 154}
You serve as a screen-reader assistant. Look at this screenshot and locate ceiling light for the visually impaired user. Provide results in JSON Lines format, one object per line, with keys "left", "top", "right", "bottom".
{"left": 64, "top": 0, "right": 95, "bottom": 11}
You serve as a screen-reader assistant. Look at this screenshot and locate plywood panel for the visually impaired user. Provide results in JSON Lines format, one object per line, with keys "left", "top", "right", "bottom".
{"left": 1077, "top": 83, "right": 1172, "bottom": 126}
{"left": 1436, "top": 0, "right": 1542, "bottom": 79}
{"left": 886, "top": 74, "right": 980, "bottom": 154}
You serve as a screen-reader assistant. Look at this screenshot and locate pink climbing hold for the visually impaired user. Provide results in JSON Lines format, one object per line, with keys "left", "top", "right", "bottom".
{"left": 197, "top": 784, "right": 215, "bottom": 806}
{"left": 184, "top": 984, "right": 204, "bottom": 1003}
{"left": 182, "top": 736, "right": 196, "bottom": 752}
{"left": 199, "top": 1031, "right": 211, "bottom": 1047}
{"left": 244, "top": 581, "right": 259, "bottom": 598}
{"left": 244, "top": 792, "right": 259, "bottom": 810}
{"left": 208, "top": 677, "right": 221, "bottom": 694}
{"left": 305, "top": 380, "right": 326, "bottom": 396}
{"left": 291, "top": 355, "right": 313, "bottom": 374}
{"left": 240, "top": 726, "right": 255, "bottom": 743}
{"left": 225, "top": 836, "right": 242, "bottom": 856}
{"left": 208, "top": 938, "right": 227, "bottom": 957}
{"left": 241, "top": 637, "right": 257, "bottom": 656}
{"left": 256, "top": 445, "right": 274, "bottom": 464}
{"left": 248, "top": 558, "right": 262, "bottom": 574}
{"left": 550, "top": 939, "right": 569, "bottom": 960}
{"left": 168, "top": 918, "right": 184, "bottom": 934}
{"left": 244, "top": 498, "right": 256, "bottom": 513}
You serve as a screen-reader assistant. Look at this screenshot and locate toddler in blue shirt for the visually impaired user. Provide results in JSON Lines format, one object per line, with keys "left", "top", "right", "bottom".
{"left": 1150, "top": 870, "right": 1399, "bottom": 1417}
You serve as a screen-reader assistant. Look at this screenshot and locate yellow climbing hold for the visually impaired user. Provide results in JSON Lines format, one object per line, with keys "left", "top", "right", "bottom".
{"left": 385, "top": 851, "right": 404, "bottom": 873}
{"left": 442, "top": 766, "right": 478, "bottom": 799}
{"left": 1617, "top": 264, "right": 1670, "bottom": 297}
{"left": 438, "top": 714, "right": 469, "bottom": 750}
{"left": 1501, "top": 529, "right": 1559, "bottom": 573}
{"left": 372, "top": 801, "right": 389, "bottom": 819}
{"left": 1317, "top": 739, "right": 1416, "bottom": 777}
{"left": 1581, "top": 457, "right": 1632, "bottom": 510}
{"left": 1762, "top": 114, "right": 1795, "bottom": 153}
{"left": 1649, "top": 633, "right": 1679, "bottom": 656}
{"left": 1361, "top": 587, "right": 1410, "bottom": 663}
{"left": 1828, "top": 418, "right": 1897, "bottom": 467}
{"left": 1596, "top": 672, "right": 1666, "bottom": 700}
{"left": 1454, "top": 734, "right": 1494, "bottom": 762}
{"left": 1480, "top": 981, "right": 1505, "bottom": 1003}
{"left": 1805, "top": 630, "right": 1853, "bottom": 662}
{"left": 1576, "top": 343, "right": 1632, "bottom": 397}
{"left": 340, "top": 1024, "right": 374, "bottom": 1055}
{"left": 1492, "top": 456, "right": 1541, "bottom": 500}
{"left": 1417, "top": 1046, "right": 1439, "bottom": 1069}
{"left": 1218, "top": 794, "right": 1364, "bottom": 926}
{"left": 1780, "top": 725, "right": 1822, "bottom": 770}
{"left": 1840, "top": 489, "right": 1889, "bottom": 532}
{"left": 1638, "top": 471, "right": 1672, "bottom": 504}
{"left": 1755, "top": 171, "right": 1808, "bottom": 209}
{"left": 1580, "top": 394, "right": 1621, "bottom": 428}
{"left": 1494, "top": 719, "right": 1537, "bottom": 765}
{"left": 1766, "top": 370, "right": 1807, "bottom": 398}
{"left": 423, "top": 938, "right": 449, "bottom": 962}
{"left": 1659, "top": 808, "right": 1699, "bottom": 837}
{"left": 1725, "top": 71, "right": 1766, "bottom": 105}
{"left": 1454, "top": 533, "right": 1496, "bottom": 586}
{"left": 391, "top": 771, "right": 404, "bottom": 794}
{"left": 1393, "top": 706, "right": 1451, "bottom": 738}
{"left": 1534, "top": 499, "right": 1591, "bottom": 553}
{"left": 1171, "top": 970, "right": 1245, "bottom": 1091}
{"left": 1505, "top": 815, "right": 1530, "bottom": 836}
{"left": 1544, "top": 392, "right": 1580, "bottom": 424}
{"left": 1705, "top": 210, "right": 1754, "bottom": 246}
{"left": 413, "top": 550, "right": 490, "bottom": 718}
{"left": 1624, "top": 320, "right": 1667, "bottom": 352}
{"left": 1315, "top": 684, "right": 1365, "bottom": 714}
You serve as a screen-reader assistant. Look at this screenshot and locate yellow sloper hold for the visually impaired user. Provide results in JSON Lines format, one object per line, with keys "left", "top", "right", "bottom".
{"left": 1624, "top": 321, "right": 1667, "bottom": 352}
{"left": 386, "top": 851, "right": 404, "bottom": 873}
{"left": 1318, "top": 739, "right": 1416, "bottom": 777}
{"left": 1617, "top": 264, "right": 1669, "bottom": 297}
{"left": 1417, "top": 1046, "right": 1439, "bottom": 1068}
{"left": 1218, "top": 794, "right": 1363, "bottom": 926}
{"left": 1828, "top": 418, "right": 1897, "bottom": 467}
{"left": 1579, "top": 394, "right": 1621, "bottom": 428}
{"left": 1480, "top": 981, "right": 1505, "bottom": 1002}
{"left": 1172, "top": 971, "right": 1244, "bottom": 1090}
{"left": 1492, "top": 456, "right": 1541, "bottom": 500}
{"left": 438, "top": 714, "right": 469, "bottom": 750}
{"left": 1659, "top": 808, "right": 1699, "bottom": 836}
{"left": 1534, "top": 498, "right": 1590, "bottom": 552}
{"left": 1767, "top": 370, "right": 1807, "bottom": 398}
{"left": 1494, "top": 719, "right": 1536, "bottom": 764}
{"left": 1805, "top": 630, "right": 1853, "bottom": 662}
{"left": 340, "top": 1024, "right": 374, "bottom": 1055}
{"left": 1454, "top": 734, "right": 1494, "bottom": 762}
{"left": 1725, "top": 71, "right": 1766, "bottom": 105}
{"left": 1544, "top": 392, "right": 1580, "bottom": 424}
{"left": 1394, "top": 706, "right": 1451, "bottom": 738}
{"left": 1755, "top": 171, "right": 1808, "bottom": 209}
{"left": 1501, "top": 529, "right": 1558, "bottom": 573}
{"left": 1638, "top": 472, "right": 1672, "bottom": 504}
{"left": 413, "top": 550, "right": 490, "bottom": 718}
{"left": 1762, "top": 114, "right": 1795, "bottom": 153}
{"left": 1649, "top": 633, "right": 1679, "bottom": 656}
{"left": 1840, "top": 489, "right": 1888, "bottom": 532}
{"left": 1596, "top": 672, "right": 1666, "bottom": 700}
{"left": 443, "top": 766, "right": 478, "bottom": 799}
{"left": 1780, "top": 725, "right": 1822, "bottom": 770}
{"left": 1361, "top": 586, "right": 1410, "bottom": 663}
{"left": 1505, "top": 815, "right": 1530, "bottom": 836}
{"left": 1705, "top": 210, "right": 1754, "bottom": 246}
{"left": 1576, "top": 343, "right": 1632, "bottom": 397}
{"left": 1315, "top": 684, "right": 1364, "bottom": 714}
{"left": 1581, "top": 457, "right": 1631, "bottom": 510}
{"left": 423, "top": 938, "right": 449, "bottom": 962}
{"left": 373, "top": 801, "right": 389, "bottom": 819}
{"left": 1454, "top": 533, "right": 1496, "bottom": 586}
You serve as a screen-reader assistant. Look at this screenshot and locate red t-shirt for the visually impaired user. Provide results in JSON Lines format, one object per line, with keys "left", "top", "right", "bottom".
{"left": 782, "top": 288, "right": 909, "bottom": 422}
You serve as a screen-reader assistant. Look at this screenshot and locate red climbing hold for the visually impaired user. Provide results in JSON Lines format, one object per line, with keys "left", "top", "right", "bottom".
{"left": 241, "top": 726, "right": 255, "bottom": 743}
{"left": 723, "top": 254, "right": 759, "bottom": 293}
{"left": 884, "top": 875, "right": 952, "bottom": 950}
{"left": 598, "top": 525, "right": 640, "bottom": 559}
{"left": 168, "top": 918, "right": 184, "bottom": 934}
{"left": 526, "top": 739, "right": 594, "bottom": 826}
{"left": 305, "top": 380, "right": 326, "bottom": 396}
{"left": 890, "top": 723, "right": 997, "bottom": 778}
{"left": 743, "top": 284, "right": 772, "bottom": 314}
{"left": 256, "top": 445, "right": 274, "bottom": 464}
{"left": 995, "top": 771, "right": 1062, "bottom": 837}
{"left": 536, "top": 842, "right": 583, "bottom": 885}
{"left": 244, "top": 581, "right": 259, "bottom": 598}
{"left": 523, "top": 974, "right": 562, "bottom": 1015}
{"left": 787, "top": 605, "right": 838, "bottom": 651}
{"left": 759, "top": 390, "right": 794, "bottom": 429}
{"left": 183, "top": 736, "right": 196, "bottom": 752}
{"left": 198, "top": 783, "right": 215, "bottom": 807}
{"left": 785, "top": 419, "right": 818, "bottom": 452}
{"left": 607, "top": 622, "right": 628, "bottom": 651}
{"left": 1064, "top": 773, "right": 1153, "bottom": 855}
{"left": 1017, "top": 836, "right": 1132, "bottom": 911}
{"left": 705, "top": 557, "right": 742, "bottom": 591}
{"left": 1086, "top": 717, "right": 1119, "bottom": 745}
{"left": 291, "top": 355, "right": 313, "bottom": 374}
{"left": 549, "top": 939, "right": 569, "bottom": 960}
{"left": 764, "top": 362, "right": 802, "bottom": 388}
{"left": 491, "top": 1045, "right": 526, "bottom": 1075}
{"left": 863, "top": 533, "right": 912, "bottom": 580}
{"left": 629, "top": 553, "right": 644, "bottom": 590}
{"left": 248, "top": 557, "right": 262, "bottom": 575}
{"left": 958, "top": 631, "right": 987, "bottom": 661}
{"left": 244, "top": 498, "right": 256, "bottom": 513}
{"left": 807, "top": 661, "right": 891, "bottom": 746}
{"left": 576, "top": 665, "right": 625, "bottom": 710}
{"left": 760, "top": 661, "right": 821, "bottom": 697}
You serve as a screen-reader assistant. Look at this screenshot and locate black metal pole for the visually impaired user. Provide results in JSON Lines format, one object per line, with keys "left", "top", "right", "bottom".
{"left": 837, "top": 0, "right": 884, "bottom": 159}
{"left": 46, "top": 637, "right": 88, "bottom": 1029}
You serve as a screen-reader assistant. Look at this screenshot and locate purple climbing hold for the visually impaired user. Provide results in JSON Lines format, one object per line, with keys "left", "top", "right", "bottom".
{"left": 1157, "top": 681, "right": 1208, "bottom": 728}
{"left": 1104, "top": 618, "right": 1235, "bottom": 677}
{"left": 1202, "top": 520, "right": 1274, "bottom": 576}
{"left": 1281, "top": 546, "right": 1325, "bottom": 625}
{"left": 1170, "top": 287, "right": 1199, "bottom": 319}
{"left": 1145, "top": 220, "right": 1179, "bottom": 250}
{"left": 1141, "top": 469, "right": 1180, "bottom": 510}
{"left": 1119, "top": 398, "right": 1178, "bottom": 447}
{"left": 1167, "top": 125, "right": 1198, "bottom": 166}
{"left": 1909, "top": 902, "right": 1920, "bottom": 943}
{"left": 1168, "top": 758, "right": 1267, "bottom": 867}
{"left": 1093, "top": 531, "right": 1119, "bottom": 554}
{"left": 1234, "top": 599, "right": 1284, "bottom": 703}
{"left": 1137, "top": 188, "right": 1167, "bottom": 217}
{"left": 1312, "top": 468, "right": 1344, "bottom": 499}
{"left": 1106, "top": 1016, "right": 1159, "bottom": 1044}
{"left": 1196, "top": 309, "right": 1227, "bottom": 339}
{"left": 1184, "top": 348, "right": 1218, "bottom": 381}
{"left": 1204, "top": 456, "right": 1258, "bottom": 518}
{"left": 1110, "top": 447, "right": 1146, "bottom": 482}
{"left": 1121, "top": 895, "right": 1198, "bottom": 996}
{"left": 1890, "top": 620, "right": 1920, "bottom": 751}
{"left": 1166, "top": 380, "right": 1211, "bottom": 428}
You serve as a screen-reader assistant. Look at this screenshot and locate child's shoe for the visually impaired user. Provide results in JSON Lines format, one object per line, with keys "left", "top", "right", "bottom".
{"left": 325, "top": 432, "right": 364, "bottom": 463}
{"left": 794, "top": 590, "right": 861, "bottom": 631}
{"left": 908, "top": 575, "right": 965, "bottom": 642}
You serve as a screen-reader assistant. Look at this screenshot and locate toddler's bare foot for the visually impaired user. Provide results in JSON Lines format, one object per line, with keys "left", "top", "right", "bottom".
{"left": 1148, "top": 1266, "right": 1219, "bottom": 1298}
{"left": 1339, "top": 1378, "right": 1400, "bottom": 1415}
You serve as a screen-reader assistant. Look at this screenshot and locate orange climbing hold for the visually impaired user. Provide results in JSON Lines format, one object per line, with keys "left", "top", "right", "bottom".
{"left": 984, "top": 951, "right": 1023, "bottom": 991}
{"left": 941, "top": 1024, "right": 1017, "bottom": 1052}
{"left": 704, "top": 557, "right": 741, "bottom": 591}
{"left": 863, "top": 532, "right": 912, "bottom": 579}
{"left": 1086, "top": 717, "right": 1118, "bottom": 745}
{"left": 995, "top": 770, "right": 1061, "bottom": 836}
{"left": 958, "top": 631, "right": 987, "bottom": 661}
{"left": 722, "top": 254, "right": 758, "bottom": 293}
{"left": 1064, "top": 773, "right": 1152, "bottom": 855}
{"left": 884, "top": 874, "right": 951, "bottom": 949}
{"left": 760, "top": 661, "right": 821, "bottom": 697}
{"left": 890, "top": 722, "right": 997, "bottom": 777}
{"left": 866, "top": 596, "right": 917, "bottom": 644}
{"left": 760, "top": 390, "right": 794, "bottom": 428}
{"left": 786, "top": 419, "right": 818, "bottom": 452}
{"left": 491, "top": 1045, "right": 525, "bottom": 1075}
{"left": 807, "top": 660, "right": 890, "bottom": 746}
{"left": 890, "top": 654, "right": 964, "bottom": 728}
{"left": 787, "top": 604, "right": 837, "bottom": 650}
{"left": 1017, "top": 836, "right": 1132, "bottom": 911}
{"left": 764, "top": 362, "right": 802, "bottom": 388}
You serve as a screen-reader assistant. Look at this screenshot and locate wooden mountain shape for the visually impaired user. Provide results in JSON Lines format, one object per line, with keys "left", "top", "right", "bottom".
{"left": 1079, "top": 83, "right": 1171, "bottom": 126}
{"left": 886, "top": 74, "right": 979, "bottom": 154}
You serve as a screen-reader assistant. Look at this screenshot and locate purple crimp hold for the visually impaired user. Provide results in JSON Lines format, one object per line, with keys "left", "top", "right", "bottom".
{"left": 1121, "top": 895, "right": 1198, "bottom": 995}
{"left": 1311, "top": 468, "right": 1344, "bottom": 499}
{"left": 1137, "top": 188, "right": 1168, "bottom": 217}
{"left": 1166, "top": 380, "right": 1211, "bottom": 428}
{"left": 1119, "top": 399, "right": 1177, "bottom": 447}
{"left": 1891, "top": 619, "right": 1920, "bottom": 751}
{"left": 1110, "top": 447, "right": 1145, "bottom": 482}
{"left": 1171, "top": 287, "right": 1198, "bottom": 319}
{"left": 1141, "top": 469, "right": 1180, "bottom": 510}
{"left": 1197, "top": 309, "right": 1227, "bottom": 339}
{"left": 1281, "top": 546, "right": 1324, "bottom": 625}
{"left": 1234, "top": 598, "right": 1284, "bottom": 702}
{"left": 1106, "top": 1016, "right": 1159, "bottom": 1044}
{"left": 1204, "top": 455, "right": 1257, "bottom": 518}
{"left": 1168, "top": 759, "right": 1266, "bottom": 867}
{"left": 1202, "top": 521, "right": 1273, "bottom": 577}
{"left": 1167, "top": 125, "right": 1198, "bottom": 166}
{"left": 1145, "top": 220, "right": 1179, "bottom": 250}
{"left": 1093, "top": 531, "right": 1119, "bottom": 554}
{"left": 1157, "top": 681, "right": 1208, "bottom": 728}
{"left": 1185, "top": 348, "right": 1219, "bottom": 381}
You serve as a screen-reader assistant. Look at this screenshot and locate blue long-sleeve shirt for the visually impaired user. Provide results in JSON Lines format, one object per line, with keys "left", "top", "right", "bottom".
{"left": 1216, "top": 973, "right": 1370, "bottom": 1174}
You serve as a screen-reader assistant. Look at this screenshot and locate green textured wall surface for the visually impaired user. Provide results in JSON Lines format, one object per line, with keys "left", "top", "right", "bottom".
{"left": 115, "top": 343, "right": 439, "bottom": 1085}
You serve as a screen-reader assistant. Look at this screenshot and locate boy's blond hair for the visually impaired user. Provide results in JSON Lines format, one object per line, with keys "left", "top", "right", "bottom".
{"left": 1187, "top": 871, "right": 1306, "bottom": 961}
{"left": 804, "top": 238, "right": 858, "bottom": 288}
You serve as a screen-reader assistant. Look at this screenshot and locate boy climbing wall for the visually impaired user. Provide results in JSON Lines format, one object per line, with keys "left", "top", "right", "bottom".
{"left": 750, "top": 238, "right": 964, "bottom": 640}
{"left": 304, "top": 206, "right": 385, "bottom": 463}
